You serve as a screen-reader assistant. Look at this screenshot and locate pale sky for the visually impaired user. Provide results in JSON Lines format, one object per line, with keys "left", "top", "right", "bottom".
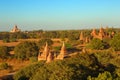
{"left": 0, "top": 0, "right": 120, "bottom": 31}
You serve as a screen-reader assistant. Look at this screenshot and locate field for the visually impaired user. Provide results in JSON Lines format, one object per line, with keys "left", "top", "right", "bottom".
{"left": 0, "top": 38, "right": 62, "bottom": 78}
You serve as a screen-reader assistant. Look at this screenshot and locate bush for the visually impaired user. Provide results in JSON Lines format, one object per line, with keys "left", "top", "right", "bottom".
{"left": 87, "top": 71, "right": 113, "bottom": 80}
{"left": 14, "top": 41, "right": 39, "bottom": 60}
{"left": 110, "top": 33, "right": 120, "bottom": 51}
{"left": 3, "top": 38, "right": 10, "bottom": 43}
{"left": 87, "top": 38, "right": 106, "bottom": 50}
{"left": 0, "top": 46, "right": 9, "bottom": 59}
{"left": 0, "top": 62, "right": 9, "bottom": 70}
{"left": 29, "top": 57, "right": 38, "bottom": 63}
{"left": 14, "top": 52, "right": 120, "bottom": 80}
{"left": 37, "top": 38, "right": 53, "bottom": 48}
{"left": 14, "top": 62, "right": 45, "bottom": 80}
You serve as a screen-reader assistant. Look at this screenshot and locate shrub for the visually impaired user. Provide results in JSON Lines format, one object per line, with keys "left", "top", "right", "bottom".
{"left": 87, "top": 38, "right": 106, "bottom": 50}
{"left": 29, "top": 57, "right": 38, "bottom": 63}
{"left": 110, "top": 33, "right": 120, "bottom": 51}
{"left": 37, "top": 38, "right": 53, "bottom": 48}
{"left": 0, "top": 62, "right": 9, "bottom": 70}
{"left": 14, "top": 41, "right": 39, "bottom": 60}
{"left": 0, "top": 46, "right": 9, "bottom": 59}
{"left": 3, "top": 38, "right": 10, "bottom": 43}
{"left": 14, "top": 62, "right": 45, "bottom": 80}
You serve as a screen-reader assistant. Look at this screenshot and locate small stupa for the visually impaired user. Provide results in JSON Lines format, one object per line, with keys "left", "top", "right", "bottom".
{"left": 46, "top": 52, "right": 54, "bottom": 63}
{"left": 38, "top": 42, "right": 49, "bottom": 61}
{"left": 10, "top": 25, "right": 21, "bottom": 33}
{"left": 98, "top": 27, "right": 105, "bottom": 40}
{"left": 56, "top": 42, "right": 68, "bottom": 60}
{"left": 91, "top": 27, "right": 109, "bottom": 40}
{"left": 80, "top": 32, "right": 84, "bottom": 41}
{"left": 85, "top": 37, "right": 89, "bottom": 43}
{"left": 91, "top": 29, "right": 97, "bottom": 37}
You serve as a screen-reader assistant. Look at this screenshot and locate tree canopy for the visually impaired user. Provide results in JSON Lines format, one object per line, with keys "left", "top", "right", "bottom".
{"left": 14, "top": 41, "right": 39, "bottom": 60}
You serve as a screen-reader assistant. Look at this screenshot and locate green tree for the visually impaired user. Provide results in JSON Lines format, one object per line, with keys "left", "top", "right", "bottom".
{"left": 87, "top": 71, "right": 113, "bottom": 80}
{"left": 14, "top": 62, "right": 45, "bottom": 80}
{"left": 0, "top": 62, "right": 9, "bottom": 70}
{"left": 14, "top": 41, "right": 39, "bottom": 60}
{"left": 37, "top": 38, "right": 53, "bottom": 48}
{"left": 0, "top": 46, "right": 9, "bottom": 58}
{"left": 87, "top": 38, "right": 106, "bottom": 50}
{"left": 110, "top": 33, "right": 120, "bottom": 51}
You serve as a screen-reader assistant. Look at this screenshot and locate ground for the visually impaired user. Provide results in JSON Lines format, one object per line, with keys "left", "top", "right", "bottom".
{"left": 0, "top": 38, "right": 61, "bottom": 78}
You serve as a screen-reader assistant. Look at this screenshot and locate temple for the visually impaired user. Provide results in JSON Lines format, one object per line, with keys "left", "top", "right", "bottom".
{"left": 38, "top": 42, "right": 49, "bottom": 61}
{"left": 91, "top": 27, "right": 112, "bottom": 40}
{"left": 56, "top": 42, "right": 68, "bottom": 60}
{"left": 46, "top": 52, "right": 54, "bottom": 63}
{"left": 80, "top": 31, "right": 84, "bottom": 41}
{"left": 10, "top": 25, "right": 21, "bottom": 33}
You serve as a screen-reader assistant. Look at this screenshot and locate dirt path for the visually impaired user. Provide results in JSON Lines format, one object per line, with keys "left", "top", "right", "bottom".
{"left": 0, "top": 72, "right": 15, "bottom": 80}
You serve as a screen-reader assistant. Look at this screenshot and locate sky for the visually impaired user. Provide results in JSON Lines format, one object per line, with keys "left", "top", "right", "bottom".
{"left": 0, "top": 0, "right": 120, "bottom": 31}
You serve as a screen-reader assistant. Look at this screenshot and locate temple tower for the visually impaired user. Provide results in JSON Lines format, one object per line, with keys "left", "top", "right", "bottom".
{"left": 91, "top": 29, "right": 97, "bottom": 37}
{"left": 38, "top": 42, "right": 49, "bottom": 61}
{"left": 98, "top": 27, "right": 105, "bottom": 40}
{"left": 10, "top": 25, "right": 21, "bottom": 33}
{"left": 80, "top": 32, "right": 84, "bottom": 41}
{"left": 56, "top": 42, "right": 67, "bottom": 60}
{"left": 85, "top": 37, "right": 89, "bottom": 43}
{"left": 46, "top": 52, "right": 54, "bottom": 63}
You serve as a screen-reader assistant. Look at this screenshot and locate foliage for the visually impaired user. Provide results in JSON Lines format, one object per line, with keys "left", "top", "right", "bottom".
{"left": 14, "top": 51, "right": 120, "bottom": 80}
{"left": 0, "top": 46, "right": 9, "bottom": 58}
{"left": 87, "top": 71, "right": 113, "bottom": 80}
{"left": 87, "top": 38, "right": 106, "bottom": 50}
{"left": 110, "top": 33, "right": 120, "bottom": 51}
{"left": 14, "top": 61, "right": 45, "bottom": 80}
{"left": 29, "top": 57, "right": 38, "bottom": 63}
{"left": 37, "top": 38, "right": 53, "bottom": 48}
{"left": 0, "top": 62, "right": 9, "bottom": 70}
{"left": 14, "top": 41, "right": 39, "bottom": 60}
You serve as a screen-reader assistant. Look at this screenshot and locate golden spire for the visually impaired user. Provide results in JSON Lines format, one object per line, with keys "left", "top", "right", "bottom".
{"left": 80, "top": 31, "right": 84, "bottom": 41}
{"left": 38, "top": 42, "right": 49, "bottom": 61}
{"left": 46, "top": 52, "right": 54, "bottom": 63}
{"left": 56, "top": 42, "right": 67, "bottom": 60}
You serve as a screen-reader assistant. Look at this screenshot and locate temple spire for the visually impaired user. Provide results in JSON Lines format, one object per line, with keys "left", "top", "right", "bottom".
{"left": 10, "top": 25, "right": 21, "bottom": 33}
{"left": 56, "top": 42, "right": 68, "bottom": 60}
{"left": 38, "top": 42, "right": 49, "bottom": 61}
{"left": 80, "top": 31, "right": 84, "bottom": 41}
{"left": 46, "top": 52, "right": 54, "bottom": 63}
{"left": 91, "top": 28, "right": 97, "bottom": 37}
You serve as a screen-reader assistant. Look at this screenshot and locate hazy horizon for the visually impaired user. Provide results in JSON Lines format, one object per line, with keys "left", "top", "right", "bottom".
{"left": 0, "top": 0, "right": 120, "bottom": 31}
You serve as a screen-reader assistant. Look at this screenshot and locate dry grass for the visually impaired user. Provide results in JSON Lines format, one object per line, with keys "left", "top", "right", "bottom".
{"left": 0, "top": 38, "right": 61, "bottom": 47}
{"left": 0, "top": 38, "right": 62, "bottom": 77}
{"left": 0, "top": 59, "right": 30, "bottom": 77}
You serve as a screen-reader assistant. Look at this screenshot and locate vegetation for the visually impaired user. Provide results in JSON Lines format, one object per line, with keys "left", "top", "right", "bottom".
{"left": 87, "top": 38, "right": 106, "bottom": 50}
{"left": 0, "top": 62, "right": 9, "bottom": 70}
{"left": 110, "top": 33, "right": 120, "bottom": 51}
{"left": 0, "top": 46, "right": 9, "bottom": 59}
{"left": 37, "top": 38, "right": 53, "bottom": 48}
{"left": 14, "top": 41, "right": 39, "bottom": 60}
{"left": 14, "top": 51, "right": 120, "bottom": 80}
{"left": 0, "top": 28, "right": 120, "bottom": 79}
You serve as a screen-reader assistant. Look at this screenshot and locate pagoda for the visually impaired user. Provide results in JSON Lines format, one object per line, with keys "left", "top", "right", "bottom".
{"left": 38, "top": 42, "right": 49, "bottom": 61}
{"left": 46, "top": 52, "right": 54, "bottom": 63}
{"left": 56, "top": 42, "right": 68, "bottom": 60}
{"left": 10, "top": 25, "right": 21, "bottom": 33}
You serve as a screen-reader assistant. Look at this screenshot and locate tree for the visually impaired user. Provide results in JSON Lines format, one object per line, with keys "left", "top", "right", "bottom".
{"left": 110, "top": 33, "right": 120, "bottom": 51}
{"left": 87, "top": 38, "right": 106, "bottom": 50}
{"left": 0, "top": 46, "right": 9, "bottom": 58}
{"left": 14, "top": 62, "right": 45, "bottom": 80}
{"left": 37, "top": 38, "right": 53, "bottom": 48}
{"left": 87, "top": 71, "right": 113, "bottom": 80}
{"left": 14, "top": 41, "right": 39, "bottom": 60}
